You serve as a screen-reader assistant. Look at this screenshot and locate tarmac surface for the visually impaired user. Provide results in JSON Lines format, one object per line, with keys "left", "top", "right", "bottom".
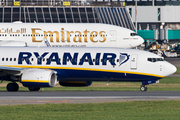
{"left": 0, "top": 91, "right": 180, "bottom": 105}
{"left": 0, "top": 57, "right": 180, "bottom": 105}
{"left": 165, "top": 57, "right": 180, "bottom": 67}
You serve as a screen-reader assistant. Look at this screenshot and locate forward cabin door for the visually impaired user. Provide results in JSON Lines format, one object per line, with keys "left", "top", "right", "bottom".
{"left": 130, "top": 54, "right": 138, "bottom": 69}
{"left": 110, "top": 30, "right": 117, "bottom": 47}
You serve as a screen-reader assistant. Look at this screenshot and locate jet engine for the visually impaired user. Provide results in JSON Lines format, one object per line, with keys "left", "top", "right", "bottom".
{"left": 21, "top": 69, "right": 57, "bottom": 87}
{"left": 59, "top": 81, "right": 92, "bottom": 87}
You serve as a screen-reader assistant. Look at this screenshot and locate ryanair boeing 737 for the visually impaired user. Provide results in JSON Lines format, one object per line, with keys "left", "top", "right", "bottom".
{"left": 0, "top": 47, "right": 176, "bottom": 92}
{"left": 0, "top": 23, "right": 144, "bottom": 48}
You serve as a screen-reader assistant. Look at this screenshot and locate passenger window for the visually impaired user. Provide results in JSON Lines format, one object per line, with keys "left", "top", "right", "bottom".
{"left": 6, "top": 58, "right": 8, "bottom": 61}
{"left": 2, "top": 58, "right": 4, "bottom": 61}
{"left": 31, "top": 58, "right": 34, "bottom": 61}
{"left": 10, "top": 58, "right": 12, "bottom": 61}
{"left": 14, "top": 58, "right": 16, "bottom": 61}
{"left": 117, "top": 59, "right": 119, "bottom": 62}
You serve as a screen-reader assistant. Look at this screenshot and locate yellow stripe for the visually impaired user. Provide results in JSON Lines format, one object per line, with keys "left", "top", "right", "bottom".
{"left": 21, "top": 80, "right": 49, "bottom": 83}
{"left": 3, "top": 65, "right": 165, "bottom": 78}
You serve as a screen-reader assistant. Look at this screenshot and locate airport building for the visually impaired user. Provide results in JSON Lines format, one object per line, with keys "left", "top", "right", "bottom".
{"left": 0, "top": 0, "right": 135, "bottom": 30}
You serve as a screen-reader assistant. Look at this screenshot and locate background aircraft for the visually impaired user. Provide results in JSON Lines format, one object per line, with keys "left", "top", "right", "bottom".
{"left": 0, "top": 23, "right": 144, "bottom": 48}
{"left": 0, "top": 47, "right": 176, "bottom": 92}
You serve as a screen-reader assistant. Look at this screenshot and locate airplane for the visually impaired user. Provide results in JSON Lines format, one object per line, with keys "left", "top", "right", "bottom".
{"left": 0, "top": 23, "right": 144, "bottom": 48}
{"left": 0, "top": 47, "right": 176, "bottom": 92}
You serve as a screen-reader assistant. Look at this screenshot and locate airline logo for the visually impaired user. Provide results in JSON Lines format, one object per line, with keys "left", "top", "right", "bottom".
{"left": 32, "top": 28, "right": 107, "bottom": 43}
{"left": 119, "top": 53, "right": 130, "bottom": 66}
{"left": 0, "top": 28, "right": 107, "bottom": 44}
{"left": 18, "top": 52, "right": 130, "bottom": 66}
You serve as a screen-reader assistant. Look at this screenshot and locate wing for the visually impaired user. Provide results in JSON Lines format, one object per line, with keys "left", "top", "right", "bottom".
{"left": 0, "top": 66, "right": 23, "bottom": 76}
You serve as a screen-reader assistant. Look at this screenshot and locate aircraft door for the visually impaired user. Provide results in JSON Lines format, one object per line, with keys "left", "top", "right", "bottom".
{"left": 110, "top": 30, "right": 117, "bottom": 41}
{"left": 130, "top": 54, "right": 138, "bottom": 69}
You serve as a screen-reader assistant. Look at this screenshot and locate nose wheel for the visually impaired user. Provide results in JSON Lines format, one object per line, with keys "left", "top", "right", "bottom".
{"left": 140, "top": 85, "right": 147, "bottom": 92}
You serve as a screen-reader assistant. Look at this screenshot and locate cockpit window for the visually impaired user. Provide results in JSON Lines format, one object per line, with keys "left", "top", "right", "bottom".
{"left": 130, "top": 33, "right": 138, "bottom": 36}
{"left": 147, "top": 58, "right": 164, "bottom": 62}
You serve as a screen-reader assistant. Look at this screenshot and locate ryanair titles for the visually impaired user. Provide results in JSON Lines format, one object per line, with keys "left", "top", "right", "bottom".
{"left": 32, "top": 28, "right": 107, "bottom": 43}
{"left": 18, "top": 52, "right": 117, "bottom": 66}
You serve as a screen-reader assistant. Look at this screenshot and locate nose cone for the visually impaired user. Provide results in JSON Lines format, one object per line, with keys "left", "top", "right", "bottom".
{"left": 164, "top": 62, "right": 177, "bottom": 76}
{"left": 137, "top": 36, "right": 144, "bottom": 46}
{"left": 131, "top": 36, "right": 144, "bottom": 48}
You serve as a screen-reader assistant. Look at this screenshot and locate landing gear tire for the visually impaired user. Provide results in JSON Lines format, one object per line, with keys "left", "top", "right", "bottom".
{"left": 6, "top": 83, "right": 19, "bottom": 92}
{"left": 28, "top": 87, "right": 40, "bottom": 91}
{"left": 140, "top": 85, "right": 147, "bottom": 92}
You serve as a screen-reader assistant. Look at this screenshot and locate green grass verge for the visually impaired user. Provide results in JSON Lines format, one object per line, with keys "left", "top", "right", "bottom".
{"left": 0, "top": 100, "right": 180, "bottom": 120}
{"left": 1, "top": 77, "right": 180, "bottom": 91}
{"left": 175, "top": 67, "right": 180, "bottom": 74}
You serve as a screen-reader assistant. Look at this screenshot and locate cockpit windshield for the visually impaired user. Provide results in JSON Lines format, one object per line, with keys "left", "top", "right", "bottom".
{"left": 130, "top": 33, "right": 138, "bottom": 36}
{"left": 147, "top": 58, "right": 164, "bottom": 62}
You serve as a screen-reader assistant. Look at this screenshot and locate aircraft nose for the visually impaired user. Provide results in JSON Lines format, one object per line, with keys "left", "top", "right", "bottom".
{"left": 133, "top": 36, "right": 144, "bottom": 47}
{"left": 164, "top": 62, "right": 177, "bottom": 76}
{"left": 138, "top": 36, "right": 144, "bottom": 45}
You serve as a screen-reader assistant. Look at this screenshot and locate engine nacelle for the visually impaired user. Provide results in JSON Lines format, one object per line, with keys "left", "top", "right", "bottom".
{"left": 59, "top": 81, "right": 92, "bottom": 87}
{"left": 21, "top": 69, "right": 57, "bottom": 87}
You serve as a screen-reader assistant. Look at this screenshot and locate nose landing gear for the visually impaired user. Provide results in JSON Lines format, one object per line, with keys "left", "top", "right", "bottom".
{"left": 140, "top": 85, "right": 147, "bottom": 92}
{"left": 140, "top": 80, "right": 159, "bottom": 92}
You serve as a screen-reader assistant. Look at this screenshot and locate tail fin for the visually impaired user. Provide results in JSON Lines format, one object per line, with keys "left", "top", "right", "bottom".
{"left": 43, "top": 38, "right": 51, "bottom": 47}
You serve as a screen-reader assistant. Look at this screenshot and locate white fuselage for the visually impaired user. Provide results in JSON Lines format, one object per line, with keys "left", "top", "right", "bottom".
{"left": 0, "top": 23, "right": 144, "bottom": 48}
{"left": 0, "top": 47, "right": 176, "bottom": 81}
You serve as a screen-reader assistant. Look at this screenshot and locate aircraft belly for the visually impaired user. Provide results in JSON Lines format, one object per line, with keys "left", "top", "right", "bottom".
{"left": 56, "top": 69, "right": 162, "bottom": 82}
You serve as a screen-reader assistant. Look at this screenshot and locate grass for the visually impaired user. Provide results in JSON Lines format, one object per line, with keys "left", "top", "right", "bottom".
{"left": 175, "top": 67, "right": 180, "bottom": 74}
{"left": 0, "top": 100, "right": 180, "bottom": 120}
{"left": 1, "top": 77, "right": 180, "bottom": 91}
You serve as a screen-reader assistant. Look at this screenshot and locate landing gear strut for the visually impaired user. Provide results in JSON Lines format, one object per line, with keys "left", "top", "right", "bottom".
{"left": 140, "top": 85, "right": 147, "bottom": 92}
{"left": 6, "top": 83, "right": 19, "bottom": 92}
{"left": 140, "top": 80, "right": 159, "bottom": 92}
